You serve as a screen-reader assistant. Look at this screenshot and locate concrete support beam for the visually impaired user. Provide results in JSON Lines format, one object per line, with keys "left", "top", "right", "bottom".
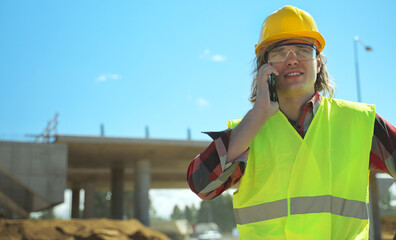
{"left": 83, "top": 182, "right": 95, "bottom": 218}
{"left": 0, "top": 192, "right": 29, "bottom": 219}
{"left": 369, "top": 172, "right": 381, "bottom": 240}
{"left": 111, "top": 167, "right": 124, "bottom": 219}
{"left": 71, "top": 188, "right": 80, "bottom": 218}
{"left": 134, "top": 160, "right": 150, "bottom": 226}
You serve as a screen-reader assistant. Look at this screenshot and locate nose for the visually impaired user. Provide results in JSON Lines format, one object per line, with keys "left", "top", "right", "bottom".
{"left": 285, "top": 50, "right": 298, "bottom": 66}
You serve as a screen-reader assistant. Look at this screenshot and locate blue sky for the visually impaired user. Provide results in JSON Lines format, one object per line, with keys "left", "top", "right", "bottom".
{"left": 2, "top": 0, "right": 396, "bottom": 218}
{"left": 1, "top": 0, "right": 395, "bottom": 141}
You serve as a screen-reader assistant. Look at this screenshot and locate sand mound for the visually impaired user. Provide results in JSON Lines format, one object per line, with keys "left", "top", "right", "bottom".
{"left": 381, "top": 216, "right": 396, "bottom": 240}
{"left": 0, "top": 217, "right": 394, "bottom": 239}
{"left": 0, "top": 218, "right": 171, "bottom": 240}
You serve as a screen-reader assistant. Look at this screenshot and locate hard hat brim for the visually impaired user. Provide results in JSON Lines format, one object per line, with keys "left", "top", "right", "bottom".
{"left": 255, "top": 31, "right": 325, "bottom": 56}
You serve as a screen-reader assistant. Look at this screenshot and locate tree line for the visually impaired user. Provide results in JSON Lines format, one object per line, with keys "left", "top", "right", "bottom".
{"left": 92, "top": 190, "right": 236, "bottom": 233}
{"left": 28, "top": 190, "right": 237, "bottom": 233}
{"left": 170, "top": 193, "right": 236, "bottom": 233}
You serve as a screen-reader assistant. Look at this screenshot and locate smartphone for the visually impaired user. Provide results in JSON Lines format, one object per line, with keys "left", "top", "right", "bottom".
{"left": 268, "top": 73, "right": 278, "bottom": 102}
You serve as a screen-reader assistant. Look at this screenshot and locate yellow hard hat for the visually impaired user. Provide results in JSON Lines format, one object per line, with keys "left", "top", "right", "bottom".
{"left": 255, "top": 6, "right": 325, "bottom": 55}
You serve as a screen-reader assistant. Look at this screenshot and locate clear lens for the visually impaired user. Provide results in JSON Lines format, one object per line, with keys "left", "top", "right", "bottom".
{"left": 267, "top": 43, "right": 318, "bottom": 63}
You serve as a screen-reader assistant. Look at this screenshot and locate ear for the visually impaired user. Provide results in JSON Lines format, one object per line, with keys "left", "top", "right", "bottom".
{"left": 316, "top": 56, "right": 322, "bottom": 72}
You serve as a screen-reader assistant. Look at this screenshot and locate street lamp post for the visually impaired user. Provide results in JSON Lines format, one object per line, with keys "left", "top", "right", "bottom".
{"left": 354, "top": 36, "right": 380, "bottom": 240}
{"left": 353, "top": 36, "right": 372, "bottom": 103}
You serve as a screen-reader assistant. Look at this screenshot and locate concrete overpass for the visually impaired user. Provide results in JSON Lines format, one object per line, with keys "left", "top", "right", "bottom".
{"left": 55, "top": 135, "right": 210, "bottom": 225}
{"left": 0, "top": 135, "right": 209, "bottom": 225}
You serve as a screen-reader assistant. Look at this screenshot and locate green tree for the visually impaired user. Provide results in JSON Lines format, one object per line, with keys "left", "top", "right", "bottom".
{"left": 150, "top": 195, "right": 167, "bottom": 222}
{"left": 170, "top": 205, "right": 183, "bottom": 220}
{"left": 197, "top": 200, "right": 212, "bottom": 223}
{"left": 124, "top": 191, "right": 134, "bottom": 218}
{"left": 197, "top": 193, "right": 236, "bottom": 233}
{"left": 39, "top": 208, "right": 57, "bottom": 219}
{"left": 184, "top": 206, "right": 194, "bottom": 224}
{"left": 93, "top": 191, "right": 111, "bottom": 218}
{"left": 192, "top": 205, "right": 199, "bottom": 224}
{"left": 93, "top": 190, "right": 165, "bottom": 221}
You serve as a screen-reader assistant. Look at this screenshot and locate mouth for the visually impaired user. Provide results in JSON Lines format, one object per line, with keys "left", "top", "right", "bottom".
{"left": 284, "top": 71, "right": 303, "bottom": 78}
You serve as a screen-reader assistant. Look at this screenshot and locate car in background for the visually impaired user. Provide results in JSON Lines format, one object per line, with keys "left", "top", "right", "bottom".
{"left": 190, "top": 223, "right": 222, "bottom": 240}
{"left": 195, "top": 230, "right": 222, "bottom": 240}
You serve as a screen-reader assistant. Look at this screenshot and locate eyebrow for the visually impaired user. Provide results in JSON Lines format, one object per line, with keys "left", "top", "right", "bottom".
{"left": 295, "top": 44, "right": 312, "bottom": 49}
{"left": 270, "top": 46, "right": 285, "bottom": 52}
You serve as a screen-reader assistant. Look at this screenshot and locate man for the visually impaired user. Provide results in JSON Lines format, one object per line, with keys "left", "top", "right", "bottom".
{"left": 187, "top": 5, "right": 396, "bottom": 240}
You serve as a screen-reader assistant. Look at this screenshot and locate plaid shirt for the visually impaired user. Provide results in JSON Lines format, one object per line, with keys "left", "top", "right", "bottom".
{"left": 187, "top": 92, "right": 396, "bottom": 200}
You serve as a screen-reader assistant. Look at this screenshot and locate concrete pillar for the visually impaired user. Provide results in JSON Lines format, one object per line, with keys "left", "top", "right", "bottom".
{"left": 111, "top": 167, "right": 125, "bottom": 219}
{"left": 71, "top": 188, "right": 80, "bottom": 218}
{"left": 83, "top": 182, "right": 95, "bottom": 218}
{"left": 369, "top": 172, "right": 381, "bottom": 240}
{"left": 134, "top": 160, "right": 150, "bottom": 226}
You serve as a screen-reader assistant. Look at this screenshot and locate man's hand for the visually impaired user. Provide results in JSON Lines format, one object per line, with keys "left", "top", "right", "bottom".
{"left": 226, "top": 64, "right": 280, "bottom": 162}
{"left": 252, "top": 63, "right": 280, "bottom": 122}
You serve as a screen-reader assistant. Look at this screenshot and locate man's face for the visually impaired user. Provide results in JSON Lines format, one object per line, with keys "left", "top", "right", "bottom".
{"left": 266, "top": 38, "right": 321, "bottom": 98}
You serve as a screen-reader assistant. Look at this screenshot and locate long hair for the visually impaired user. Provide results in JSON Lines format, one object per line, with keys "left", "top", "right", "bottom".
{"left": 249, "top": 53, "right": 335, "bottom": 104}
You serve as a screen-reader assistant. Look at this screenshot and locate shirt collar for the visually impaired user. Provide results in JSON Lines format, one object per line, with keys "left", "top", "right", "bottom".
{"left": 304, "top": 91, "right": 322, "bottom": 116}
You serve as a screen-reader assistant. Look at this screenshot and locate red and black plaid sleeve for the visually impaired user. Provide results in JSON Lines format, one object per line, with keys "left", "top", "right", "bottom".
{"left": 187, "top": 129, "right": 248, "bottom": 200}
{"left": 370, "top": 113, "right": 396, "bottom": 177}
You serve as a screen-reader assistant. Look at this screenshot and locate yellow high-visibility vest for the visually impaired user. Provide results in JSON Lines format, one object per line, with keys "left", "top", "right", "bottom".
{"left": 228, "top": 97, "right": 375, "bottom": 240}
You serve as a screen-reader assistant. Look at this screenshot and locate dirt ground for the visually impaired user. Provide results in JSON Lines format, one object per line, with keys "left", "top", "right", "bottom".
{"left": 0, "top": 218, "right": 171, "bottom": 240}
{"left": 0, "top": 217, "right": 394, "bottom": 240}
{"left": 381, "top": 216, "right": 396, "bottom": 240}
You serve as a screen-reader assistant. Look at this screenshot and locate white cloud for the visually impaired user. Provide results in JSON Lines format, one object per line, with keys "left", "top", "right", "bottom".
{"left": 96, "top": 73, "right": 121, "bottom": 82}
{"left": 200, "top": 49, "right": 211, "bottom": 59}
{"left": 196, "top": 98, "right": 209, "bottom": 106}
{"left": 108, "top": 74, "right": 120, "bottom": 80}
{"left": 96, "top": 75, "right": 107, "bottom": 82}
{"left": 199, "top": 49, "right": 226, "bottom": 62}
{"left": 212, "top": 54, "right": 226, "bottom": 62}
{"left": 187, "top": 95, "right": 211, "bottom": 111}
{"left": 196, "top": 97, "right": 211, "bottom": 110}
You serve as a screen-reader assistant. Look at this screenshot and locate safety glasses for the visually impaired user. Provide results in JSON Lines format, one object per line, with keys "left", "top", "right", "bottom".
{"left": 265, "top": 43, "right": 319, "bottom": 63}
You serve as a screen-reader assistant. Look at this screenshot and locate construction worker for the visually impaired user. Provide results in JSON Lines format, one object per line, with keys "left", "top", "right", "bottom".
{"left": 187, "top": 5, "right": 396, "bottom": 240}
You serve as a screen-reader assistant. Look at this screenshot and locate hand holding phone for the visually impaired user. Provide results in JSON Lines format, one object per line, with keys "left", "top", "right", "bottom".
{"left": 268, "top": 73, "right": 278, "bottom": 102}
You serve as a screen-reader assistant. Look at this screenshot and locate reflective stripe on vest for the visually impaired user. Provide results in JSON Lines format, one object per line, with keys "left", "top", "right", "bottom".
{"left": 234, "top": 195, "right": 368, "bottom": 225}
{"left": 234, "top": 199, "right": 287, "bottom": 225}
